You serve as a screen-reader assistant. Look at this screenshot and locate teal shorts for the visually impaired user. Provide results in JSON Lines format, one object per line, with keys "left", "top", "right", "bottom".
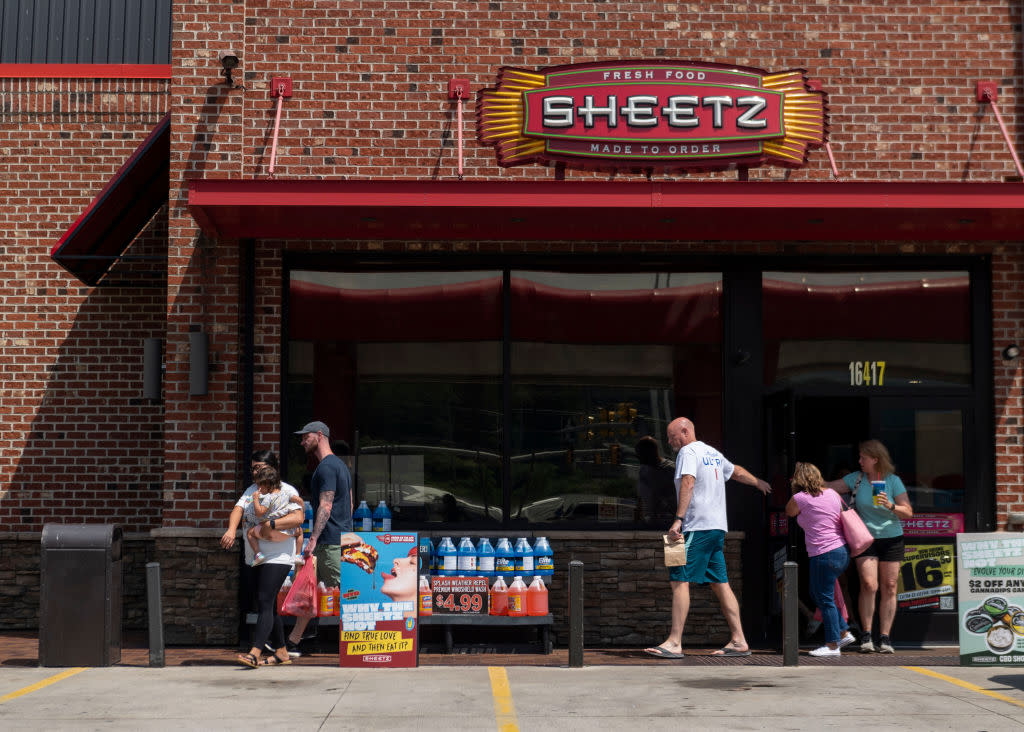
{"left": 668, "top": 530, "right": 728, "bottom": 585}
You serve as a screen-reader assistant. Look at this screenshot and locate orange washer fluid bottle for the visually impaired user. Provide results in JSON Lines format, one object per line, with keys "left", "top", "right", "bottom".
{"left": 332, "top": 586, "right": 340, "bottom": 616}
{"left": 527, "top": 576, "right": 549, "bottom": 616}
{"left": 419, "top": 575, "right": 433, "bottom": 616}
{"left": 507, "top": 576, "right": 528, "bottom": 617}
{"left": 489, "top": 576, "right": 509, "bottom": 616}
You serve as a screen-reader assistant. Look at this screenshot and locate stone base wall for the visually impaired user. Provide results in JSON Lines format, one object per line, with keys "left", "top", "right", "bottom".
{"left": 0, "top": 530, "right": 743, "bottom": 648}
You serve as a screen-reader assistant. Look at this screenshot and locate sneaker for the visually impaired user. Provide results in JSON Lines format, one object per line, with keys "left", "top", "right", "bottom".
{"left": 809, "top": 645, "right": 840, "bottom": 657}
{"left": 285, "top": 639, "right": 303, "bottom": 658}
{"left": 252, "top": 552, "right": 267, "bottom": 566}
{"left": 877, "top": 635, "right": 894, "bottom": 654}
{"left": 838, "top": 631, "right": 856, "bottom": 649}
{"left": 859, "top": 633, "right": 875, "bottom": 653}
{"left": 264, "top": 643, "right": 276, "bottom": 654}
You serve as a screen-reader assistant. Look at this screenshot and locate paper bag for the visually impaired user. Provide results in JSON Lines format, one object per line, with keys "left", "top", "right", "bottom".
{"left": 663, "top": 534, "right": 687, "bottom": 566}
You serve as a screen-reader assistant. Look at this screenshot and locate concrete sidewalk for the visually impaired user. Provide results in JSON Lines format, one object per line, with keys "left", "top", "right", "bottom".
{"left": 2, "top": 662, "right": 1024, "bottom": 730}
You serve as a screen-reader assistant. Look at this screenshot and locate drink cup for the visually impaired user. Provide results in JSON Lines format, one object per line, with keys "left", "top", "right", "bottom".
{"left": 871, "top": 480, "right": 886, "bottom": 507}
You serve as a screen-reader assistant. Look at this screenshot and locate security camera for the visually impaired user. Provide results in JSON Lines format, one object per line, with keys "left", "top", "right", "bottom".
{"left": 219, "top": 51, "right": 240, "bottom": 85}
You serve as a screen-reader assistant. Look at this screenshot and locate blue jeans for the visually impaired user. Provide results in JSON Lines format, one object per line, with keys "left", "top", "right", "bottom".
{"left": 809, "top": 545, "right": 850, "bottom": 644}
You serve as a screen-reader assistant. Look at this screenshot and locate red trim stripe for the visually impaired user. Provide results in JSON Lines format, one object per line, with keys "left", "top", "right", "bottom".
{"left": 0, "top": 64, "right": 171, "bottom": 79}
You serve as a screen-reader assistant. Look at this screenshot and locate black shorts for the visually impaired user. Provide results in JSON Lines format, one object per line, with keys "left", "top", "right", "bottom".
{"left": 859, "top": 535, "right": 905, "bottom": 563}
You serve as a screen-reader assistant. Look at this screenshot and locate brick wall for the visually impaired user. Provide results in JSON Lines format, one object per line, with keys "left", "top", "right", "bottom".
{"left": 0, "top": 77, "right": 169, "bottom": 532}
{"left": 164, "top": 1, "right": 1020, "bottom": 183}
{"left": 1, "top": 1, "right": 1023, "bottom": 643}
{"left": 0, "top": 530, "right": 740, "bottom": 648}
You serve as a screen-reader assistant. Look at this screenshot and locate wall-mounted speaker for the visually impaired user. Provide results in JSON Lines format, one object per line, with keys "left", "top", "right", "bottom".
{"left": 143, "top": 338, "right": 162, "bottom": 401}
{"left": 189, "top": 331, "right": 208, "bottom": 396}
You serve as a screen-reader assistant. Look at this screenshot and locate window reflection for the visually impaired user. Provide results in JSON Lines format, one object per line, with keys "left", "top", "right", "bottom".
{"left": 763, "top": 272, "right": 971, "bottom": 387}
{"left": 287, "top": 269, "right": 723, "bottom": 527}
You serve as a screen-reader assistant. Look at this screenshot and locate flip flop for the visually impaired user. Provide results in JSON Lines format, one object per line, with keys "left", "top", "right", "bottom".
{"left": 260, "top": 654, "right": 292, "bottom": 666}
{"left": 237, "top": 653, "right": 260, "bottom": 668}
{"left": 712, "top": 646, "right": 751, "bottom": 657}
{"left": 644, "top": 646, "right": 685, "bottom": 659}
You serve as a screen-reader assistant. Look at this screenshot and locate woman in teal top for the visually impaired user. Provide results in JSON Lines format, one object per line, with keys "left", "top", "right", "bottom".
{"left": 826, "top": 439, "right": 913, "bottom": 654}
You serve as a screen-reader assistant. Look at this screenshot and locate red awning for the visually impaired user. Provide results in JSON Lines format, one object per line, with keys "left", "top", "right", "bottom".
{"left": 51, "top": 113, "right": 170, "bottom": 286}
{"left": 188, "top": 178, "right": 1024, "bottom": 243}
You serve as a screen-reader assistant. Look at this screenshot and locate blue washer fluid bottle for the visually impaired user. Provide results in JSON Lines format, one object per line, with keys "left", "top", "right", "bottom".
{"left": 418, "top": 536, "right": 434, "bottom": 575}
{"left": 353, "top": 500, "right": 372, "bottom": 532}
{"left": 494, "top": 537, "right": 515, "bottom": 584}
{"left": 533, "top": 536, "right": 553, "bottom": 583}
{"left": 457, "top": 537, "right": 477, "bottom": 575}
{"left": 436, "top": 536, "right": 458, "bottom": 576}
{"left": 372, "top": 500, "right": 391, "bottom": 532}
{"left": 476, "top": 537, "right": 495, "bottom": 579}
{"left": 514, "top": 537, "right": 535, "bottom": 584}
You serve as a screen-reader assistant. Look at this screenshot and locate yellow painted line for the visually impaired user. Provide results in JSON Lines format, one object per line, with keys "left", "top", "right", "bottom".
{"left": 0, "top": 667, "right": 88, "bottom": 704}
{"left": 488, "top": 666, "right": 520, "bottom": 732}
{"left": 904, "top": 666, "right": 1024, "bottom": 710}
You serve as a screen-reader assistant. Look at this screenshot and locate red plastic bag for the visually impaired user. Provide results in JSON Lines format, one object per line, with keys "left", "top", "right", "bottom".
{"left": 281, "top": 558, "right": 317, "bottom": 617}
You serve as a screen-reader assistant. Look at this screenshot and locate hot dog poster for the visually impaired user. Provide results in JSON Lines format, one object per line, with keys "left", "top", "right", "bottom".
{"left": 338, "top": 531, "right": 419, "bottom": 668}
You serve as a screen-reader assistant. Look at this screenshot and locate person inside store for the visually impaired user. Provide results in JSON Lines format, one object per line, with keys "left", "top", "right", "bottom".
{"left": 286, "top": 420, "right": 353, "bottom": 657}
{"left": 220, "top": 449, "right": 303, "bottom": 651}
{"left": 234, "top": 465, "right": 303, "bottom": 667}
{"left": 634, "top": 435, "right": 678, "bottom": 525}
{"left": 644, "top": 417, "right": 772, "bottom": 659}
{"left": 785, "top": 461, "right": 857, "bottom": 657}
{"left": 825, "top": 439, "right": 913, "bottom": 653}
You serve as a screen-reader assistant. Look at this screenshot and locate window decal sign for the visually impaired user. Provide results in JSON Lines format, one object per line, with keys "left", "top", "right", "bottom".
{"left": 477, "top": 60, "right": 828, "bottom": 171}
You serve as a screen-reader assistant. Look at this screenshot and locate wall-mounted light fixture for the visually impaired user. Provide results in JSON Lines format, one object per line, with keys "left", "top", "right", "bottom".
{"left": 143, "top": 338, "right": 162, "bottom": 401}
{"left": 1003, "top": 344, "right": 1021, "bottom": 361}
{"left": 219, "top": 50, "right": 240, "bottom": 86}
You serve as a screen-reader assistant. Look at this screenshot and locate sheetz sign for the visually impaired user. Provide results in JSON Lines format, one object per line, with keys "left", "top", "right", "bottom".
{"left": 477, "top": 60, "right": 829, "bottom": 172}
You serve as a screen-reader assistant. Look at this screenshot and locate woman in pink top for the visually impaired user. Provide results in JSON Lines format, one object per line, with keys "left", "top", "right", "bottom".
{"left": 786, "top": 462, "right": 856, "bottom": 657}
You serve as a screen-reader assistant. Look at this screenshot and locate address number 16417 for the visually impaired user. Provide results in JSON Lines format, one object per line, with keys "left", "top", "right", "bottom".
{"left": 848, "top": 360, "right": 886, "bottom": 387}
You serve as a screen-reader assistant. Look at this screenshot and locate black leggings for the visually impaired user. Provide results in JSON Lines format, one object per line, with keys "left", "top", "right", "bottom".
{"left": 251, "top": 563, "right": 291, "bottom": 652}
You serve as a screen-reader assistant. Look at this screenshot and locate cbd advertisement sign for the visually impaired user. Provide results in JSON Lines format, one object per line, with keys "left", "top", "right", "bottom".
{"left": 477, "top": 60, "right": 828, "bottom": 172}
{"left": 957, "top": 533, "right": 1024, "bottom": 666}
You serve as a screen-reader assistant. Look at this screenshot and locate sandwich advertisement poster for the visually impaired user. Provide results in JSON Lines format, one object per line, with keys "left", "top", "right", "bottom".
{"left": 338, "top": 531, "right": 419, "bottom": 668}
{"left": 957, "top": 533, "right": 1024, "bottom": 666}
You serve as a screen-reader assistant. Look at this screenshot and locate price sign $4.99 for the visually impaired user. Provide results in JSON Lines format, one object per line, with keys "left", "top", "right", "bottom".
{"left": 434, "top": 593, "right": 484, "bottom": 613}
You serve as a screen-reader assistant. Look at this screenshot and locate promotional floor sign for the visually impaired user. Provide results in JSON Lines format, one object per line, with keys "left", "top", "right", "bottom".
{"left": 337, "top": 531, "right": 418, "bottom": 668}
{"left": 897, "top": 543, "right": 956, "bottom": 612}
{"left": 957, "top": 533, "right": 1024, "bottom": 666}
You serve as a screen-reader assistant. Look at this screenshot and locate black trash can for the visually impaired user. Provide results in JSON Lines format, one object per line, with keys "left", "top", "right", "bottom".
{"left": 39, "top": 524, "right": 123, "bottom": 667}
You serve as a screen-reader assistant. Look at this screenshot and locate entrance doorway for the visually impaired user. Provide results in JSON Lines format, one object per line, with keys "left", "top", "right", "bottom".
{"left": 762, "top": 391, "right": 971, "bottom": 645}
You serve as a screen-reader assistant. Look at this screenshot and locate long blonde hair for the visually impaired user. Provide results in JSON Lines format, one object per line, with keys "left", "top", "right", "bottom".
{"left": 791, "top": 462, "right": 825, "bottom": 497}
{"left": 859, "top": 439, "right": 895, "bottom": 476}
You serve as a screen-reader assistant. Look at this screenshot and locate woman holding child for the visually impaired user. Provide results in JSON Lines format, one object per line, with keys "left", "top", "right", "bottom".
{"left": 221, "top": 456, "right": 304, "bottom": 668}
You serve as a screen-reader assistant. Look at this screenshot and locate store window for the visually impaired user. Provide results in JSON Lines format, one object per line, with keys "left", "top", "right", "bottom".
{"left": 762, "top": 272, "right": 971, "bottom": 388}
{"left": 286, "top": 269, "right": 722, "bottom": 527}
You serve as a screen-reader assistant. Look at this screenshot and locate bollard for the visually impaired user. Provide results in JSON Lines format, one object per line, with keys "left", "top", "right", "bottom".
{"left": 782, "top": 561, "right": 798, "bottom": 666}
{"left": 146, "top": 562, "right": 165, "bottom": 668}
{"left": 568, "top": 560, "right": 584, "bottom": 667}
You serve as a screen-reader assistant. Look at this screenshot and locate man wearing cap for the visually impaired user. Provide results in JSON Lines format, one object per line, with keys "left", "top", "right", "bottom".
{"left": 285, "top": 421, "right": 353, "bottom": 656}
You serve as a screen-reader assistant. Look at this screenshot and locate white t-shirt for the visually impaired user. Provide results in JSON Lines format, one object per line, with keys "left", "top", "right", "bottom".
{"left": 234, "top": 481, "right": 300, "bottom": 566}
{"left": 674, "top": 440, "right": 735, "bottom": 532}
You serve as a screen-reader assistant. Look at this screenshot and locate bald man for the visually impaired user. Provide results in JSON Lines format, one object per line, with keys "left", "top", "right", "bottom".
{"left": 645, "top": 417, "right": 771, "bottom": 659}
